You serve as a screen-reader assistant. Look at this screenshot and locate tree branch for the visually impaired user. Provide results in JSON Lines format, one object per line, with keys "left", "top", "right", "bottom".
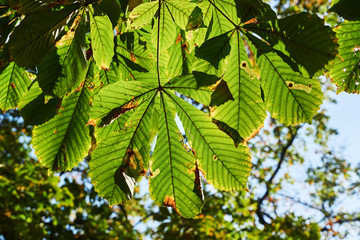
{"left": 256, "top": 126, "right": 300, "bottom": 225}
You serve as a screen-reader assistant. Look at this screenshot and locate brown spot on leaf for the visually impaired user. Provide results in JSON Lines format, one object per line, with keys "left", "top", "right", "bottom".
{"left": 163, "top": 196, "right": 179, "bottom": 214}
{"left": 288, "top": 82, "right": 293, "bottom": 88}
{"left": 100, "top": 100, "right": 139, "bottom": 127}
{"left": 126, "top": 148, "right": 137, "bottom": 169}
{"left": 54, "top": 130, "right": 58, "bottom": 134}
{"left": 176, "top": 33, "right": 182, "bottom": 44}
{"left": 243, "top": 18, "right": 258, "bottom": 25}
{"left": 74, "top": 81, "right": 84, "bottom": 92}
{"left": 191, "top": 148, "right": 196, "bottom": 157}
{"left": 130, "top": 52, "right": 137, "bottom": 62}
{"left": 139, "top": 169, "right": 147, "bottom": 175}
{"left": 10, "top": 83, "right": 16, "bottom": 89}
{"left": 181, "top": 42, "right": 189, "bottom": 54}
{"left": 86, "top": 119, "right": 96, "bottom": 126}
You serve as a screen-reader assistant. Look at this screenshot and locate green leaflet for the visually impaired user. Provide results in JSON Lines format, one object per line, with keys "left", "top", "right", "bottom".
{"left": 329, "top": 21, "right": 360, "bottom": 94}
{"left": 18, "top": 81, "right": 59, "bottom": 126}
{"left": 167, "top": 30, "right": 193, "bottom": 78}
{"left": 199, "top": 0, "right": 235, "bottom": 40}
{"left": 187, "top": 6, "right": 204, "bottom": 31}
{"left": 95, "top": 110, "right": 134, "bottom": 144}
{"left": 32, "top": 79, "right": 92, "bottom": 172}
{"left": 167, "top": 92, "right": 252, "bottom": 191}
{"left": 244, "top": 12, "right": 338, "bottom": 77}
{"left": 37, "top": 13, "right": 87, "bottom": 98}
{"left": 96, "top": 0, "right": 121, "bottom": 27}
{"left": 151, "top": 2, "right": 177, "bottom": 52}
{"left": 329, "top": 0, "right": 360, "bottom": 21}
{"left": 8, "top": 5, "right": 79, "bottom": 67}
{"left": 211, "top": 34, "right": 266, "bottom": 141}
{"left": 90, "top": 80, "right": 157, "bottom": 126}
{"left": 149, "top": 92, "right": 203, "bottom": 218}
{"left": 164, "top": 73, "right": 216, "bottom": 106}
{"left": 129, "top": 1, "right": 158, "bottom": 29}
{"left": 250, "top": 37, "right": 324, "bottom": 125}
{"left": 0, "top": 62, "right": 31, "bottom": 111}
{"left": 130, "top": 0, "right": 197, "bottom": 52}
{"left": 195, "top": 31, "right": 231, "bottom": 70}
{"left": 129, "top": 0, "right": 196, "bottom": 31}
{"left": 89, "top": 4, "right": 115, "bottom": 70}
{"left": 89, "top": 92, "right": 156, "bottom": 205}
{"left": 165, "top": 1, "right": 196, "bottom": 30}
{"left": 116, "top": 32, "right": 155, "bottom": 72}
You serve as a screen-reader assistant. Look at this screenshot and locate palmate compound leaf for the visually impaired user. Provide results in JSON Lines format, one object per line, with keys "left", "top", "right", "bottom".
{"left": 149, "top": 92, "right": 203, "bottom": 218}
{"left": 0, "top": 62, "right": 31, "bottom": 111}
{"left": 247, "top": 35, "right": 324, "bottom": 125}
{"left": 89, "top": 92, "right": 157, "bottom": 204}
{"left": 89, "top": 4, "right": 115, "bottom": 70}
{"left": 89, "top": 86, "right": 251, "bottom": 215}
{"left": 329, "top": 21, "right": 360, "bottom": 94}
{"left": 32, "top": 68, "right": 93, "bottom": 172}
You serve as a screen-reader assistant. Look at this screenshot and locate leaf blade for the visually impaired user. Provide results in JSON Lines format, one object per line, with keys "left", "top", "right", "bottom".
{"left": 149, "top": 92, "right": 203, "bottom": 218}
{"left": 89, "top": 5, "right": 115, "bottom": 69}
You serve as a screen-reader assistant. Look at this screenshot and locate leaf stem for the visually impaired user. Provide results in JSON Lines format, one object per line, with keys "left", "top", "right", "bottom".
{"left": 157, "top": 0, "right": 162, "bottom": 88}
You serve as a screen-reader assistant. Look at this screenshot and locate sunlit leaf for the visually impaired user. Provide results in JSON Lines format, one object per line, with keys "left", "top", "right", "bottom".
{"left": 9, "top": 5, "right": 79, "bottom": 67}
{"left": 89, "top": 4, "right": 115, "bottom": 70}
{"left": 329, "top": 21, "right": 360, "bottom": 94}
{"left": 149, "top": 92, "right": 203, "bottom": 218}
{"left": 0, "top": 62, "right": 31, "bottom": 111}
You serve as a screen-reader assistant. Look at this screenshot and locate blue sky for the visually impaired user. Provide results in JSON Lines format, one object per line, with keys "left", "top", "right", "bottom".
{"left": 326, "top": 92, "right": 360, "bottom": 164}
